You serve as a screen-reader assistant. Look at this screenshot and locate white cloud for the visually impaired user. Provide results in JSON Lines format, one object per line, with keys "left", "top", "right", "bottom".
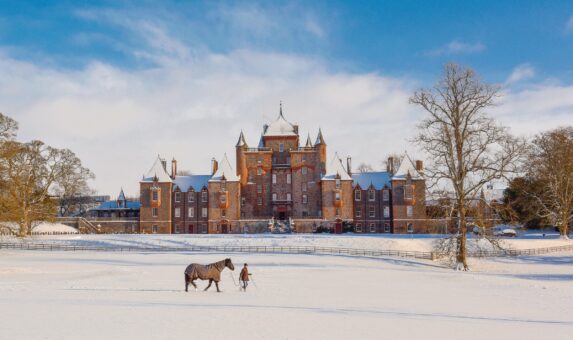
{"left": 0, "top": 47, "right": 420, "bottom": 196}
{"left": 566, "top": 15, "right": 573, "bottom": 32}
{"left": 505, "top": 63, "right": 535, "bottom": 85}
{"left": 426, "top": 40, "right": 486, "bottom": 56}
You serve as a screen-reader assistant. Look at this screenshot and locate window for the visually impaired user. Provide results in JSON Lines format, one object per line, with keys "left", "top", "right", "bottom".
{"left": 152, "top": 225, "right": 158, "bottom": 233}
{"left": 287, "top": 173, "right": 291, "bottom": 184}
{"left": 279, "top": 143, "right": 284, "bottom": 152}
{"left": 220, "top": 194, "right": 226, "bottom": 205}
{"left": 302, "top": 194, "right": 308, "bottom": 204}
{"left": 335, "top": 208, "right": 341, "bottom": 217}
{"left": 257, "top": 167, "right": 262, "bottom": 175}
{"left": 286, "top": 157, "right": 290, "bottom": 165}
{"left": 335, "top": 179, "right": 341, "bottom": 189}
{"left": 302, "top": 166, "right": 307, "bottom": 175}
{"left": 383, "top": 190, "right": 389, "bottom": 202}
{"left": 335, "top": 192, "right": 341, "bottom": 201}
{"left": 370, "top": 223, "right": 376, "bottom": 233}
{"left": 286, "top": 193, "right": 291, "bottom": 201}
{"left": 406, "top": 205, "right": 413, "bottom": 217}
{"left": 355, "top": 223, "right": 362, "bottom": 232}
{"left": 302, "top": 211, "right": 308, "bottom": 217}
{"left": 272, "top": 174, "right": 277, "bottom": 184}
{"left": 272, "top": 193, "right": 277, "bottom": 201}
{"left": 368, "top": 189, "right": 375, "bottom": 201}
{"left": 407, "top": 223, "right": 414, "bottom": 233}
{"left": 369, "top": 206, "right": 375, "bottom": 218}
{"left": 257, "top": 197, "right": 263, "bottom": 205}
{"left": 174, "top": 192, "right": 181, "bottom": 202}
{"left": 384, "top": 206, "right": 390, "bottom": 218}
{"left": 201, "top": 191, "right": 208, "bottom": 202}
{"left": 355, "top": 207, "right": 361, "bottom": 217}
{"left": 404, "top": 185, "right": 414, "bottom": 200}
{"left": 241, "top": 197, "right": 246, "bottom": 205}
{"left": 384, "top": 223, "right": 390, "bottom": 233}
{"left": 248, "top": 172, "right": 254, "bottom": 182}
{"left": 152, "top": 190, "right": 158, "bottom": 201}
{"left": 174, "top": 207, "right": 180, "bottom": 218}
{"left": 188, "top": 191, "right": 195, "bottom": 203}
{"left": 175, "top": 224, "right": 181, "bottom": 234}
{"left": 221, "top": 209, "right": 226, "bottom": 218}
{"left": 257, "top": 184, "right": 262, "bottom": 193}
{"left": 355, "top": 190, "right": 361, "bottom": 201}
{"left": 152, "top": 208, "right": 158, "bottom": 217}
{"left": 302, "top": 182, "right": 307, "bottom": 192}
{"left": 201, "top": 207, "right": 208, "bottom": 218}
{"left": 221, "top": 180, "right": 226, "bottom": 190}
{"left": 188, "top": 207, "right": 194, "bottom": 218}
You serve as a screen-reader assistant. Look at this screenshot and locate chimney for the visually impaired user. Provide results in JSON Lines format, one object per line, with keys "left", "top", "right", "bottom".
{"left": 387, "top": 157, "right": 394, "bottom": 174}
{"left": 346, "top": 156, "right": 352, "bottom": 177}
{"left": 171, "top": 158, "right": 177, "bottom": 179}
{"left": 416, "top": 160, "right": 424, "bottom": 173}
{"left": 211, "top": 158, "right": 219, "bottom": 175}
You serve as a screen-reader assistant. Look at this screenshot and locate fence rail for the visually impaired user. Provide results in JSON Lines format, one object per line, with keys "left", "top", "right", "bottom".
{"left": 1, "top": 242, "right": 572, "bottom": 259}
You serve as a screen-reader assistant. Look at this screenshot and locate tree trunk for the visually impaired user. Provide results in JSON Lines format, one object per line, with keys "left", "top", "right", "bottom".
{"left": 456, "top": 200, "right": 469, "bottom": 270}
{"left": 560, "top": 209, "right": 570, "bottom": 240}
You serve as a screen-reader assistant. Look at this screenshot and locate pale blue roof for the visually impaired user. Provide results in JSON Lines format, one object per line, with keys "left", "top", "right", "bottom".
{"left": 352, "top": 172, "right": 391, "bottom": 190}
{"left": 173, "top": 175, "right": 211, "bottom": 192}
{"left": 96, "top": 201, "right": 140, "bottom": 210}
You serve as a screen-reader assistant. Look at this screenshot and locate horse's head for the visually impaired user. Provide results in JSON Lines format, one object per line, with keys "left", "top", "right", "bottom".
{"left": 225, "top": 258, "right": 235, "bottom": 271}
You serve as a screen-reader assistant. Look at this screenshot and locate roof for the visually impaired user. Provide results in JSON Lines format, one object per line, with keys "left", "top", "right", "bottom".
{"left": 315, "top": 128, "right": 325, "bottom": 145}
{"left": 322, "top": 153, "right": 352, "bottom": 181}
{"left": 305, "top": 133, "right": 313, "bottom": 147}
{"left": 117, "top": 189, "right": 126, "bottom": 201}
{"left": 210, "top": 154, "right": 240, "bottom": 182}
{"left": 263, "top": 106, "right": 297, "bottom": 136}
{"left": 236, "top": 131, "right": 247, "bottom": 147}
{"left": 392, "top": 154, "right": 423, "bottom": 180}
{"left": 142, "top": 155, "right": 172, "bottom": 182}
{"left": 173, "top": 175, "right": 211, "bottom": 192}
{"left": 352, "top": 172, "right": 391, "bottom": 190}
{"left": 96, "top": 200, "right": 140, "bottom": 210}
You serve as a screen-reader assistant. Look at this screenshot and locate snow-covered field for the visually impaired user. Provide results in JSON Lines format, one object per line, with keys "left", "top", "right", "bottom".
{"left": 1, "top": 247, "right": 572, "bottom": 339}
{"left": 4, "top": 233, "right": 572, "bottom": 252}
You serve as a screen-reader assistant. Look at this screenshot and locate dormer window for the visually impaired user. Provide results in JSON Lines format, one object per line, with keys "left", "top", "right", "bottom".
{"left": 368, "top": 189, "right": 375, "bottom": 201}
{"left": 279, "top": 143, "right": 284, "bottom": 152}
{"left": 404, "top": 185, "right": 414, "bottom": 201}
{"left": 152, "top": 190, "right": 159, "bottom": 201}
{"left": 221, "top": 180, "right": 226, "bottom": 191}
{"left": 383, "top": 190, "right": 389, "bottom": 202}
{"left": 174, "top": 192, "right": 181, "bottom": 203}
{"left": 335, "top": 191, "right": 341, "bottom": 201}
{"left": 354, "top": 190, "right": 361, "bottom": 201}
{"left": 188, "top": 190, "right": 195, "bottom": 203}
{"left": 335, "top": 178, "right": 341, "bottom": 189}
{"left": 201, "top": 191, "right": 208, "bottom": 203}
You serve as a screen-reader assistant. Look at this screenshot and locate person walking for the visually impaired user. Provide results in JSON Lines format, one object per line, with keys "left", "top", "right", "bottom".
{"left": 239, "top": 263, "right": 250, "bottom": 292}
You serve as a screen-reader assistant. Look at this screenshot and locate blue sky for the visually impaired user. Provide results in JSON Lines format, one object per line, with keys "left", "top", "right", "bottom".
{"left": 1, "top": 0, "right": 572, "bottom": 195}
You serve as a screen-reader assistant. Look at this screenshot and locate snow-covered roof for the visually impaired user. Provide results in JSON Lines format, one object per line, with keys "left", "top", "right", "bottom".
{"left": 210, "top": 154, "right": 240, "bottom": 182}
{"left": 322, "top": 153, "right": 352, "bottom": 181}
{"left": 315, "top": 128, "right": 325, "bottom": 145}
{"left": 392, "top": 155, "right": 423, "bottom": 180}
{"left": 352, "top": 172, "right": 391, "bottom": 190}
{"left": 142, "top": 156, "right": 172, "bottom": 183}
{"left": 263, "top": 107, "right": 297, "bottom": 136}
{"left": 236, "top": 131, "right": 247, "bottom": 147}
{"left": 173, "top": 175, "right": 211, "bottom": 191}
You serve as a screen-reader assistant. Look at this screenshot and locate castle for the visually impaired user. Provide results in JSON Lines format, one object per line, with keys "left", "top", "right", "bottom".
{"left": 139, "top": 105, "right": 427, "bottom": 234}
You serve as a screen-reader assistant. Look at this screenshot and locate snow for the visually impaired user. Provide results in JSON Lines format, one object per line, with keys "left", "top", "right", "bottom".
{"left": 210, "top": 153, "right": 239, "bottom": 182}
{"left": 263, "top": 110, "right": 297, "bottom": 136}
{"left": 141, "top": 155, "right": 172, "bottom": 182}
{"left": 322, "top": 153, "right": 352, "bottom": 181}
{"left": 0, "top": 248, "right": 571, "bottom": 339}
{"left": 32, "top": 222, "right": 79, "bottom": 234}
{"left": 392, "top": 154, "right": 423, "bottom": 180}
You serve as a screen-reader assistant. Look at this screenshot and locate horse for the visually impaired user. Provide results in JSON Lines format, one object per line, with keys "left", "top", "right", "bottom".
{"left": 184, "top": 258, "right": 235, "bottom": 292}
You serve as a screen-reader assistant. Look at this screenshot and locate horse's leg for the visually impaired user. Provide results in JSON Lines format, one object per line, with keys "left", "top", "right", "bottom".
{"left": 204, "top": 279, "right": 212, "bottom": 291}
{"left": 215, "top": 281, "right": 221, "bottom": 292}
{"left": 191, "top": 280, "right": 198, "bottom": 291}
{"left": 185, "top": 273, "right": 189, "bottom": 292}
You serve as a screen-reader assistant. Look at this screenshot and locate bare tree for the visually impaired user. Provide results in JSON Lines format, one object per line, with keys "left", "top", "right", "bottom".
{"left": 410, "top": 63, "right": 526, "bottom": 270}
{"left": 526, "top": 127, "right": 573, "bottom": 239}
{"left": 0, "top": 113, "right": 18, "bottom": 142}
{"left": 0, "top": 140, "right": 94, "bottom": 237}
{"left": 356, "top": 162, "right": 374, "bottom": 173}
{"left": 382, "top": 153, "right": 404, "bottom": 173}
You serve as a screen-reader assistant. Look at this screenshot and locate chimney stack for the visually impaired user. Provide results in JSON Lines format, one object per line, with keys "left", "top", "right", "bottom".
{"left": 346, "top": 156, "right": 352, "bottom": 177}
{"left": 171, "top": 158, "right": 177, "bottom": 179}
{"left": 387, "top": 157, "right": 394, "bottom": 174}
{"left": 416, "top": 160, "right": 424, "bottom": 174}
{"left": 211, "top": 158, "right": 219, "bottom": 175}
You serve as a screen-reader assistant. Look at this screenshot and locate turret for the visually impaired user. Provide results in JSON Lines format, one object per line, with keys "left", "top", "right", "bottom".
{"left": 235, "top": 131, "right": 248, "bottom": 179}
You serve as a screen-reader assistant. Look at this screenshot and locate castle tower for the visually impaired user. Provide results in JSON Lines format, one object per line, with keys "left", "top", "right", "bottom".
{"left": 235, "top": 130, "right": 248, "bottom": 186}
{"left": 139, "top": 155, "right": 173, "bottom": 234}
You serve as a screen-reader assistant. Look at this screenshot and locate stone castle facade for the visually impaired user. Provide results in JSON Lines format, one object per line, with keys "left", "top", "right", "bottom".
{"left": 139, "top": 106, "right": 427, "bottom": 234}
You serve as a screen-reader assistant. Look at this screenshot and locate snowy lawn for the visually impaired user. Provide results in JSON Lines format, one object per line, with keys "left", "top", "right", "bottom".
{"left": 0, "top": 249, "right": 572, "bottom": 339}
